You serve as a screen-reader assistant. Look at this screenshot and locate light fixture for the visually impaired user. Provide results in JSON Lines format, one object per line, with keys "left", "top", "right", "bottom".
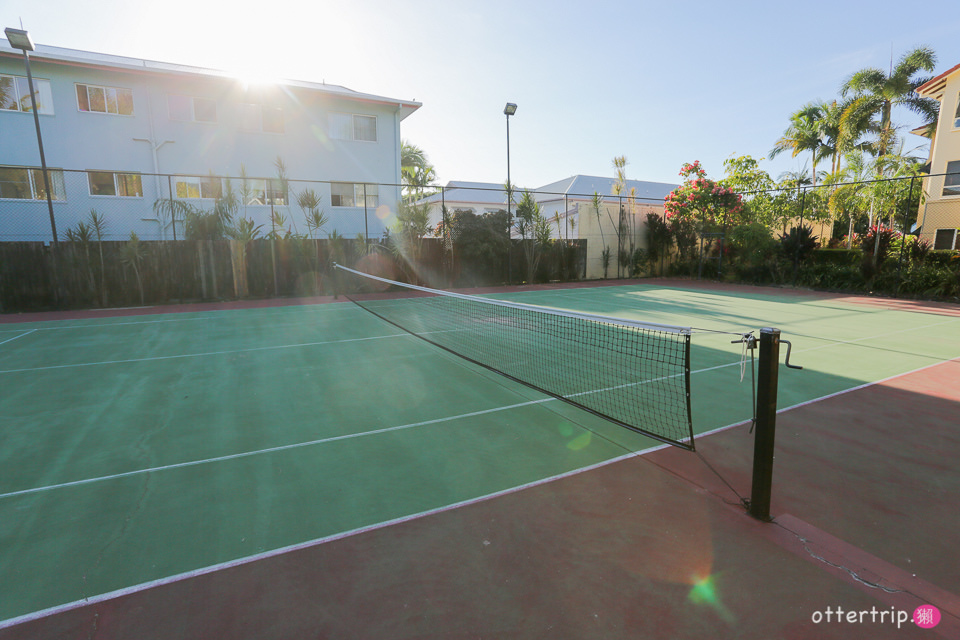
{"left": 4, "top": 27, "right": 35, "bottom": 51}
{"left": 503, "top": 102, "right": 517, "bottom": 116}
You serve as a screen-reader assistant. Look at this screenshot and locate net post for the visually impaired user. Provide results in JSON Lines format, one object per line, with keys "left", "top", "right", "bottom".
{"left": 749, "top": 327, "right": 781, "bottom": 522}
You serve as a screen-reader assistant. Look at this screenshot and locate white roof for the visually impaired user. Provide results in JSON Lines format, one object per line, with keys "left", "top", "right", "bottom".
{"left": 417, "top": 175, "right": 677, "bottom": 206}
{"left": 0, "top": 38, "right": 421, "bottom": 120}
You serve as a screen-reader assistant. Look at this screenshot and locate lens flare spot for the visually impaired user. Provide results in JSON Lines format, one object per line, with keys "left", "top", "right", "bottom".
{"left": 567, "top": 432, "right": 592, "bottom": 451}
{"left": 557, "top": 423, "right": 574, "bottom": 438}
{"left": 310, "top": 124, "right": 334, "bottom": 150}
{"left": 688, "top": 575, "right": 718, "bottom": 605}
{"left": 376, "top": 204, "right": 392, "bottom": 220}
{"left": 688, "top": 573, "right": 735, "bottom": 622}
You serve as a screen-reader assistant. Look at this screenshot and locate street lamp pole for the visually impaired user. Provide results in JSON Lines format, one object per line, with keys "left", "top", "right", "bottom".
{"left": 5, "top": 28, "right": 58, "bottom": 248}
{"left": 504, "top": 102, "right": 517, "bottom": 284}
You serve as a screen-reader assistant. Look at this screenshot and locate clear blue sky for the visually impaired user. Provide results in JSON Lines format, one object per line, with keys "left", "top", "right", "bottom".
{"left": 4, "top": 0, "right": 960, "bottom": 189}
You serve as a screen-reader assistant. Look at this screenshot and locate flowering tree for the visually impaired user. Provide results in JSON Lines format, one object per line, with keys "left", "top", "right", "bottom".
{"left": 664, "top": 161, "right": 745, "bottom": 230}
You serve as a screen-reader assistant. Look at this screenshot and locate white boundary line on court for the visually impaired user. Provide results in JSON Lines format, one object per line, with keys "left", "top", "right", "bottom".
{"left": 6, "top": 354, "right": 958, "bottom": 630}
{"left": 0, "top": 332, "right": 408, "bottom": 375}
{"left": 0, "top": 302, "right": 360, "bottom": 333}
{"left": 0, "top": 449, "right": 636, "bottom": 630}
{"left": 0, "top": 399, "right": 554, "bottom": 501}
{"left": 0, "top": 350, "right": 743, "bottom": 501}
{"left": 660, "top": 353, "right": 960, "bottom": 452}
{"left": 0, "top": 329, "right": 35, "bottom": 346}
{"left": 6, "top": 309, "right": 960, "bottom": 496}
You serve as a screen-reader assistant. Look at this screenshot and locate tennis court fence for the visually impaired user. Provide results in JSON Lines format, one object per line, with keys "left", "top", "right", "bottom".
{"left": 2, "top": 168, "right": 957, "bottom": 311}
{"left": 0, "top": 169, "right": 595, "bottom": 311}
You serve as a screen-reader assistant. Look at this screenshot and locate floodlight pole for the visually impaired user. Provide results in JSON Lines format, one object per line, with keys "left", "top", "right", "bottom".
{"left": 5, "top": 28, "right": 58, "bottom": 248}
{"left": 7, "top": 27, "right": 60, "bottom": 306}
{"left": 504, "top": 102, "right": 517, "bottom": 284}
{"left": 749, "top": 327, "right": 781, "bottom": 521}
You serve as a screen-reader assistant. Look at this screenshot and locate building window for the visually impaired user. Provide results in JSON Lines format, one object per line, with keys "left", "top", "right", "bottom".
{"left": 240, "top": 178, "right": 287, "bottom": 205}
{"left": 329, "top": 113, "right": 377, "bottom": 142}
{"left": 239, "top": 103, "right": 284, "bottom": 133}
{"left": 76, "top": 83, "right": 134, "bottom": 116}
{"left": 168, "top": 95, "right": 217, "bottom": 123}
{"left": 954, "top": 93, "right": 960, "bottom": 129}
{"left": 88, "top": 171, "right": 143, "bottom": 197}
{"left": 175, "top": 176, "right": 223, "bottom": 199}
{"left": 0, "top": 74, "right": 54, "bottom": 114}
{"left": 331, "top": 183, "right": 378, "bottom": 207}
{"left": 0, "top": 166, "right": 66, "bottom": 200}
{"left": 943, "top": 160, "right": 960, "bottom": 197}
{"left": 934, "top": 229, "right": 957, "bottom": 251}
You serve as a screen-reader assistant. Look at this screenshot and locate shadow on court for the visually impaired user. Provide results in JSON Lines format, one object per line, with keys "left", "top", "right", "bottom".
{"left": 3, "top": 358, "right": 957, "bottom": 638}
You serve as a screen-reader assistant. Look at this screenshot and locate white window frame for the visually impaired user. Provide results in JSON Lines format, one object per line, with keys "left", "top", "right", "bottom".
{"left": 329, "top": 113, "right": 377, "bottom": 142}
{"left": 331, "top": 183, "right": 378, "bottom": 208}
{"left": 933, "top": 228, "right": 958, "bottom": 251}
{"left": 0, "top": 165, "right": 66, "bottom": 200}
{"left": 942, "top": 160, "right": 960, "bottom": 198}
{"left": 168, "top": 94, "right": 217, "bottom": 123}
{"left": 87, "top": 171, "right": 143, "bottom": 198}
{"left": 175, "top": 176, "right": 223, "bottom": 200}
{"left": 0, "top": 74, "right": 54, "bottom": 115}
{"left": 76, "top": 83, "right": 134, "bottom": 116}
{"left": 239, "top": 103, "right": 284, "bottom": 134}
{"left": 239, "top": 178, "right": 287, "bottom": 206}
{"left": 953, "top": 92, "right": 960, "bottom": 130}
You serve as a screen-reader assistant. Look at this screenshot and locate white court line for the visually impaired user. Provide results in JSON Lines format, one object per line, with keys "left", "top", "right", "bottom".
{"left": 6, "top": 312, "right": 959, "bottom": 492}
{"left": 3, "top": 350, "right": 960, "bottom": 628}
{"left": 0, "top": 449, "right": 635, "bottom": 630}
{"left": 0, "top": 330, "right": 35, "bottom": 346}
{"left": 3, "top": 303, "right": 360, "bottom": 333}
{"left": 8, "top": 354, "right": 958, "bottom": 630}
{"left": 0, "top": 399, "right": 553, "bottom": 501}
{"left": 0, "top": 332, "right": 407, "bottom": 375}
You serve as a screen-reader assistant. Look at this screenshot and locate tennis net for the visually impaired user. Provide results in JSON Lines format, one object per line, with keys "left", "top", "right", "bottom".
{"left": 335, "top": 265, "right": 695, "bottom": 450}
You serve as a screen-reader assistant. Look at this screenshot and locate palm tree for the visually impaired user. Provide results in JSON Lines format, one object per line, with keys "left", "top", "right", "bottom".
{"left": 401, "top": 140, "right": 427, "bottom": 175}
{"left": 840, "top": 46, "right": 938, "bottom": 158}
{"left": 120, "top": 232, "right": 147, "bottom": 305}
{"left": 816, "top": 99, "right": 859, "bottom": 176}
{"left": 401, "top": 140, "right": 437, "bottom": 202}
{"left": 825, "top": 151, "right": 871, "bottom": 247}
{"left": 770, "top": 103, "right": 829, "bottom": 186}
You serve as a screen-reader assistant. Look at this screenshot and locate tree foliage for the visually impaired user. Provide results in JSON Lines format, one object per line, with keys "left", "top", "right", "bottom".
{"left": 664, "top": 161, "right": 744, "bottom": 230}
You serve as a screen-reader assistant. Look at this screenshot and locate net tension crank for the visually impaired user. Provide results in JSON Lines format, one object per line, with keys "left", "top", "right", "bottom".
{"left": 731, "top": 333, "right": 803, "bottom": 369}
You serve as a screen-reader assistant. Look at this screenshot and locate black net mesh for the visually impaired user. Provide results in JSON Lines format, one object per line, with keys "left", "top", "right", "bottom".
{"left": 338, "top": 265, "right": 694, "bottom": 449}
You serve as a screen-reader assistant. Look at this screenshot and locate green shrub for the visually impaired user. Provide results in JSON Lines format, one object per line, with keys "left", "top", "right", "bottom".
{"left": 926, "top": 250, "right": 960, "bottom": 269}
{"left": 808, "top": 248, "right": 862, "bottom": 266}
{"left": 780, "top": 225, "right": 818, "bottom": 263}
{"left": 859, "top": 225, "right": 899, "bottom": 263}
{"left": 895, "top": 266, "right": 955, "bottom": 296}
{"left": 728, "top": 223, "right": 778, "bottom": 265}
{"left": 796, "top": 263, "right": 866, "bottom": 291}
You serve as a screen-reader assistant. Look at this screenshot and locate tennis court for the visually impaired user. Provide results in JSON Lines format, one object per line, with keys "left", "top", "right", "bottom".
{"left": 1, "top": 278, "right": 959, "bottom": 638}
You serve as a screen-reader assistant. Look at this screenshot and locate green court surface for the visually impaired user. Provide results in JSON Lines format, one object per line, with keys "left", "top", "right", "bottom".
{"left": 1, "top": 282, "right": 959, "bottom": 626}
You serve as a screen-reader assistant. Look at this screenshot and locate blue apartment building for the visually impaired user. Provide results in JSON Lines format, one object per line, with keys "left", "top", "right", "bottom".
{"left": 0, "top": 38, "right": 420, "bottom": 242}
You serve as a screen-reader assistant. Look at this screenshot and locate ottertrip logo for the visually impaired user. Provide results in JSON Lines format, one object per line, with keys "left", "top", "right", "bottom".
{"left": 811, "top": 604, "right": 941, "bottom": 629}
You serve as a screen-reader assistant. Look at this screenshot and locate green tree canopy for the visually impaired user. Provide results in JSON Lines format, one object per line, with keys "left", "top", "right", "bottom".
{"left": 840, "top": 46, "right": 938, "bottom": 157}
{"left": 664, "top": 161, "right": 744, "bottom": 230}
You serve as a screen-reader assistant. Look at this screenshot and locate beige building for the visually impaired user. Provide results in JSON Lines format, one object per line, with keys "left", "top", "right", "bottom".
{"left": 915, "top": 63, "right": 960, "bottom": 249}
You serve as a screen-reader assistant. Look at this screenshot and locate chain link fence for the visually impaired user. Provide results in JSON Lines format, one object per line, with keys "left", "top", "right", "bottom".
{"left": 2, "top": 167, "right": 957, "bottom": 312}
{"left": 0, "top": 170, "right": 594, "bottom": 311}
